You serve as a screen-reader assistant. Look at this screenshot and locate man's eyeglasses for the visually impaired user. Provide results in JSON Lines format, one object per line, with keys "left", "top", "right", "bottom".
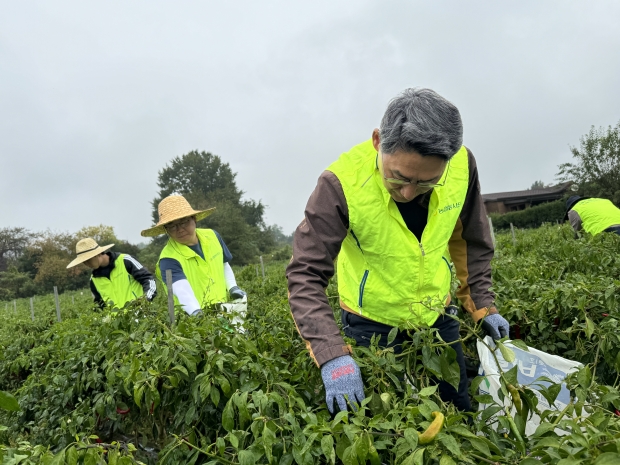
{"left": 382, "top": 156, "right": 450, "bottom": 189}
{"left": 165, "top": 217, "right": 192, "bottom": 232}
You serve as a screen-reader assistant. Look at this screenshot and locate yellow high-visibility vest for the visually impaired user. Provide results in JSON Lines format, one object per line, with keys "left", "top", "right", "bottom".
{"left": 157, "top": 228, "right": 228, "bottom": 307}
{"left": 91, "top": 254, "right": 144, "bottom": 308}
{"left": 572, "top": 198, "right": 620, "bottom": 236}
{"left": 327, "top": 139, "right": 469, "bottom": 328}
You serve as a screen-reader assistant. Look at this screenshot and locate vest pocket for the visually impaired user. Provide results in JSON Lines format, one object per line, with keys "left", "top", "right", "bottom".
{"left": 358, "top": 270, "right": 369, "bottom": 308}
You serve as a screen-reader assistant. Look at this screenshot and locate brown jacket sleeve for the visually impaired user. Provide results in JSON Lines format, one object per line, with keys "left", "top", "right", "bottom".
{"left": 448, "top": 149, "right": 496, "bottom": 322}
{"left": 286, "top": 171, "right": 353, "bottom": 367}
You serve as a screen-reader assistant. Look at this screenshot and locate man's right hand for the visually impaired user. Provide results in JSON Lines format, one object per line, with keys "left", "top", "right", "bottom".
{"left": 321, "top": 355, "right": 365, "bottom": 414}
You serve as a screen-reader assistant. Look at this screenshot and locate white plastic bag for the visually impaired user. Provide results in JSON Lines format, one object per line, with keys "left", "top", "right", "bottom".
{"left": 476, "top": 336, "right": 582, "bottom": 436}
{"left": 219, "top": 295, "right": 248, "bottom": 333}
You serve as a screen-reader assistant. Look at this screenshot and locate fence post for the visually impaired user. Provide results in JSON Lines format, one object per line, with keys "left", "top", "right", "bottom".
{"left": 72, "top": 295, "right": 74, "bottom": 305}
{"left": 30, "top": 297, "right": 34, "bottom": 322}
{"left": 510, "top": 222, "right": 517, "bottom": 247}
{"left": 13, "top": 300, "right": 16, "bottom": 314}
{"left": 54, "top": 286, "right": 61, "bottom": 322}
{"left": 259, "top": 256, "right": 265, "bottom": 283}
{"left": 487, "top": 216, "right": 496, "bottom": 248}
{"left": 165, "top": 269, "right": 175, "bottom": 326}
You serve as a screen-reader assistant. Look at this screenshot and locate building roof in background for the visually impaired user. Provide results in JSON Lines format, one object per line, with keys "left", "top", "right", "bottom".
{"left": 482, "top": 182, "right": 572, "bottom": 203}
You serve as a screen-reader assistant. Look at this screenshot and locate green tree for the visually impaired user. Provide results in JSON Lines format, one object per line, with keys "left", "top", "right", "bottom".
{"left": 27, "top": 231, "right": 90, "bottom": 293}
{"left": 152, "top": 151, "right": 244, "bottom": 221}
{"left": 529, "top": 180, "right": 547, "bottom": 190}
{"left": 75, "top": 224, "right": 118, "bottom": 245}
{"left": 557, "top": 121, "right": 620, "bottom": 204}
{"left": 0, "top": 227, "right": 31, "bottom": 272}
{"left": 0, "top": 267, "right": 37, "bottom": 300}
{"left": 266, "top": 225, "right": 293, "bottom": 246}
{"left": 137, "top": 238, "right": 164, "bottom": 274}
{"left": 151, "top": 151, "right": 276, "bottom": 264}
{"left": 75, "top": 224, "right": 141, "bottom": 258}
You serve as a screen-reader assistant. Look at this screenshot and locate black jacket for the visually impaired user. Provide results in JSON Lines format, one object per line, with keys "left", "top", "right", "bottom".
{"left": 90, "top": 252, "right": 157, "bottom": 307}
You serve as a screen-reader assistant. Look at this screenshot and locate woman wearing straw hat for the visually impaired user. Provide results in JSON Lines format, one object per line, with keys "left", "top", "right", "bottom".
{"left": 67, "top": 238, "right": 157, "bottom": 309}
{"left": 141, "top": 195, "right": 246, "bottom": 316}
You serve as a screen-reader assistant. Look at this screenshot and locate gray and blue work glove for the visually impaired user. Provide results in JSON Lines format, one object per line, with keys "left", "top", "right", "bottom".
{"left": 321, "top": 355, "right": 365, "bottom": 414}
{"left": 481, "top": 313, "right": 510, "bottom": 340}
{"left": 229, "top": 286, "right": 247, "bottom": 300}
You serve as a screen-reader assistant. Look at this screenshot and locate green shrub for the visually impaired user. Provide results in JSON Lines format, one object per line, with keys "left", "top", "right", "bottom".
{"left": 489, "top": 199, "right": 566, "bottom": 229}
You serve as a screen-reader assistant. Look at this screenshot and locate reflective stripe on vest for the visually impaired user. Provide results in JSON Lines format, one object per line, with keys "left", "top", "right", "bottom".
{"left": 157, "top": 228, "right": 228, "bottom": 307}
{"left": 91, "top": 254, "right": 144, "bottom": 308}
{"left": 572, "top": 198, "right": 620, "bottom": 236}
{"left": 327, "top": 139, "right": 469, "bottom": 328}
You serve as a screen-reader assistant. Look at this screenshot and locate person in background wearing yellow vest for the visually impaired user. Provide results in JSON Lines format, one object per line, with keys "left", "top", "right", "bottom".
{"left": 287, "top": 88, "right": 509, "bottom": 414}
{"left": 565, "top": 196, "right": 620, "bottom": 236}
{"left": 141, "top": 195, "right": 246, "bottom": 317}
{"left": 66, "top": 238, "right": 157, "bottom": 308}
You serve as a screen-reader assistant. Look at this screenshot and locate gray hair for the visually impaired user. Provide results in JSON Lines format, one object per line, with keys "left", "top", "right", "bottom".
{"left": 379, "top": 88, "right": 463, "bottom": 160}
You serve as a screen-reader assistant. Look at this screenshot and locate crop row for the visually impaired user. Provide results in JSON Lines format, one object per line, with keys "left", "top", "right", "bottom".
{"left": 1, "top": 227, "right": 620, "bottom": 464}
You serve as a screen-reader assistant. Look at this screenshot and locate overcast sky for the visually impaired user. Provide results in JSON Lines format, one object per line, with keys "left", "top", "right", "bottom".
{"left": 1, "top": 1, "right": 619, "bottom": 244}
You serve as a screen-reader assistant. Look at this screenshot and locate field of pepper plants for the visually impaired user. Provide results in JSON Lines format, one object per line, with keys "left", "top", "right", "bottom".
{"left": 2, "top": 224, "right": 620, "bottom": 464}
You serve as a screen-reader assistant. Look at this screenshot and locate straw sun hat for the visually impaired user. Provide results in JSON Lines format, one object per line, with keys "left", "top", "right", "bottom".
{"left": 141, "top": 195, "right": 215, "bottom": 237}
{"left": 66, "top": 238, "right": 114, "bottom": 269}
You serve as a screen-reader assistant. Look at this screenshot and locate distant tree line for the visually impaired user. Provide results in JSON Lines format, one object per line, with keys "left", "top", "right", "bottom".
{"left": 0, "top": 225, "right": 141, "bottom": 300}
{"left": 0, "top": 150, "right": 292, "bottom": 300}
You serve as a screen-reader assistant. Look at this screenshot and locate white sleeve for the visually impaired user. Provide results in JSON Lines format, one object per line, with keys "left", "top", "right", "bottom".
{"left": 223, "top": 262, "right": 237, "bottom": 290}
{"left": 172, "top": 279, "right": 201, "bottom": 315}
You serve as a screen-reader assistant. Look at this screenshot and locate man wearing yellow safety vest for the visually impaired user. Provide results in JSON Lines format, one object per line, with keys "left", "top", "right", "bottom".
{"left": 141, "top": 195, "right": 246, "bottom": 317}
{"left": 286, "top": 88, "right": 509, "bottom": 414}
{"left": 67, "top": 238, "right": 157, "bottom": 308}
{"left": 565, "top": 196, "right": 620, "bottom": 236}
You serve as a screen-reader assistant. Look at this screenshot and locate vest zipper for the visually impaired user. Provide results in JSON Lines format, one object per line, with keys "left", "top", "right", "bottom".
{"left": 418, "top": 243, "right": 425, "bottom": 306}
{"left": 358, "top": 269, "right": 369, "bottom": 312}
{"left": 442, "top": 256, "right": 452, "bottom": 272}
{"left": 350, "top": 229, "right": 363, "bottom": 253}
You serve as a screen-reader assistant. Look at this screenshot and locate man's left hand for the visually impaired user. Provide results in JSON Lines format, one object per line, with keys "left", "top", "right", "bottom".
{"left": 481, "top": 313, "right": 510, "bottom": 340}
{"left": 229, "top": 286, "right": 247, "bottom": 300}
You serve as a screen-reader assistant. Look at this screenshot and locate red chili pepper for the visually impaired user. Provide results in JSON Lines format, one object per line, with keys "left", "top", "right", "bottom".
{"left": 149, "top": 402, "right": 155, "bottom": 415}
{"left": 615, "top": 409, "right": 620, "bottom": 417}
{"left": 602, "top": 313, "right": 609, "bottom": 317}
{"left": 95, "top": 437, "right": 103, "bottom": 444}
{"left": 513, "top": 324, "right": 521, "bottom": 339}
{"left": 116, "top": 407, "right": 130, "bottom": 415}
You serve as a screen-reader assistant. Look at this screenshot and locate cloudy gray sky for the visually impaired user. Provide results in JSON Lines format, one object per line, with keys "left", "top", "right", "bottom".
{"left": 1, "top": 1, "right": 619, "bottom": 244}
